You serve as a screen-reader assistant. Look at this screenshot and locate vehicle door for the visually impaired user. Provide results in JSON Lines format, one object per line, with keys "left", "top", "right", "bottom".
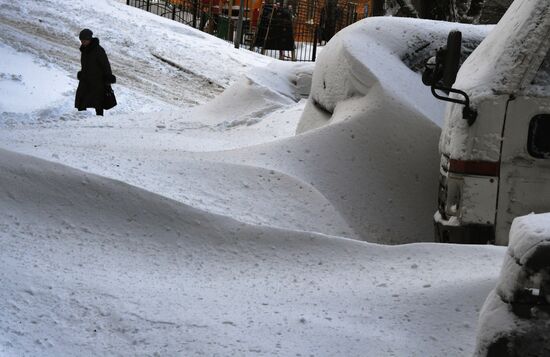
{"left": 496, "top": 56, "right": 550, "bottom": 245}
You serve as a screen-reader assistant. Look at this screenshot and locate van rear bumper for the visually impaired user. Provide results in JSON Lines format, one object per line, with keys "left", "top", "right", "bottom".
{"left": 434, "top": 212, "right": 494, "bottom": 244}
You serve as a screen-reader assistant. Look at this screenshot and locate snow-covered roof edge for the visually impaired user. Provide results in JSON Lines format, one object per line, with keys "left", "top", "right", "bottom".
{"left": 455, "top": 0, "right": 550, "bottom": 98}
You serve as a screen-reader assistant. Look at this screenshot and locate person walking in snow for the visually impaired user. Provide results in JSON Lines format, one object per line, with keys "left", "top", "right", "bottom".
{"left": 75, "top": 29, "right": 116, "bottom": 116}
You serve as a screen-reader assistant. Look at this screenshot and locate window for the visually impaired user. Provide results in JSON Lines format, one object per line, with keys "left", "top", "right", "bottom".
{"left": 528, "top": 114, "right": 550, "bottom": 159}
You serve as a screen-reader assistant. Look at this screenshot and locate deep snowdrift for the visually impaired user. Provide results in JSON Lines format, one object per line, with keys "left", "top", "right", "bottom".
{"left": 206, "top": 90, "right": 442, "bottom": 244}
{"left": 0, "top": 0, "right": 518, "bottom": 356}
{"left": 0, "top": 148, "right": 504, "bottom": 356}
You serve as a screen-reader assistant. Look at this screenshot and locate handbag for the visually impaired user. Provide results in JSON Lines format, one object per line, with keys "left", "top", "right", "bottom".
{"left": 103, "top": 85, "right": 117, "bottom": 110}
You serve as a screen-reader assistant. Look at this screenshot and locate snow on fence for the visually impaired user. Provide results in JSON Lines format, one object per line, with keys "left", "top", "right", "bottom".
{"left": 126, "top": 0, "right": 367, "bottom": 61}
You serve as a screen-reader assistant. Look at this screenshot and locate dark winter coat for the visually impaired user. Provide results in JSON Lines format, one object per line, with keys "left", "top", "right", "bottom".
{"left": 75, "top": 38, "right": 116, "bottom": 111}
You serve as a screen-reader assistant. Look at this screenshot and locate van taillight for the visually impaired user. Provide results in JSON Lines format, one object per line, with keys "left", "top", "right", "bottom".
{"left": 449, "top": 159, "right": 500, "bottom": 176}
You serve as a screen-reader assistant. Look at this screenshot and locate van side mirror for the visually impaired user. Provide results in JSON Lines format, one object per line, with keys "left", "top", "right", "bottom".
{"left": 422, "top": 31, "right": 461, "bottom": 88}
{"left": 423, "top": 30, "right": 477, "bottom": 125}
{"left": 442, "top": 30, "right": 461, "bottom": 88}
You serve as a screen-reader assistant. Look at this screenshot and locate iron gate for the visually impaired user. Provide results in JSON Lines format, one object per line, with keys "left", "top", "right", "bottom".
{"left": 127, "top": 0, "right": 363, "bottom": 61}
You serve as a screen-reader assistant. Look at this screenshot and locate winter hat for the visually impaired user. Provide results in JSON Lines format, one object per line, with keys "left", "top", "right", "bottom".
{"left": 79, "top": 29, "right": 93, "bottom": 40}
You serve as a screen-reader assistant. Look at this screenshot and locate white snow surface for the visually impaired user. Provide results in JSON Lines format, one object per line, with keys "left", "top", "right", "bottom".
{"left": 0, "top": 43, "right": 73, "bottom": 113}
{"left": 0, "top": 148, "right": 504, "bottom": 356}
{"left": 0, "top": 0, "right": 511, "bottom": 356}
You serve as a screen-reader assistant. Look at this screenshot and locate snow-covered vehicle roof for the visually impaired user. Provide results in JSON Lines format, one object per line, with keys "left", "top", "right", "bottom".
{"left": 297, "top": 16, "right": 490, "bottom": 132}
{"left": 456, "top": 0, "right": 550, "bottom": 99}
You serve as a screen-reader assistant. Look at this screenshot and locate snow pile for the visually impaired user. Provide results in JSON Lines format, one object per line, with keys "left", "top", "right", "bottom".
{"left": 184, "top": 61, "right": 314, "bottom": 129}
{"left": 474, "top": 213, "right": 550, "bottom": 356}
{"left": 0, "top": 148, "right": 505, "bottom": 356}
{"left": 210, "top": 91, "right": 443, "bottom": 243}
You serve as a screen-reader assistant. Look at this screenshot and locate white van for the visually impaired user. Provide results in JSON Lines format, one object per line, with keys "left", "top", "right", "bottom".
{"left": 426, "top": 0, "right": 550, "bottom": 245}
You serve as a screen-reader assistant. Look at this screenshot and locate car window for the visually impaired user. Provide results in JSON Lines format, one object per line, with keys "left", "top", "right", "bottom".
{"left": 528, "top": 114, "right": 550, "bottom": 159}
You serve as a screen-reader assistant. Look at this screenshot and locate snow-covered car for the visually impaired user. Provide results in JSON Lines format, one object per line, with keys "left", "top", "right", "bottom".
{"left": 297, "top": 16, "right": 490, "bottom": 133}
{"left": 292, "top": 16, "right": 491, "bottom": 244}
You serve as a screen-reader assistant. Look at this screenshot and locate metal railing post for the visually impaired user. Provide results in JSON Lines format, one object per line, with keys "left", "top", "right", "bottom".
{"left": 146, "top": 0, "right": 150, "bottom": 12}
{"left": 227, "top": 0, "right": 234, "bottom": 41}
{"left": 192, "top": 0, "right": 198, "bottom": 28}
{"left": 312, "top": 26, "right": 318, "bottom": 61}
{"left": 234, "top": 0, "right": 245, "bottom": 48}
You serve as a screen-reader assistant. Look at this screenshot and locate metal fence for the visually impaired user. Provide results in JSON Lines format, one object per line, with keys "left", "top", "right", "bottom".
{"left": 127, "top": 0, "right": 365, "bottom": 61}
